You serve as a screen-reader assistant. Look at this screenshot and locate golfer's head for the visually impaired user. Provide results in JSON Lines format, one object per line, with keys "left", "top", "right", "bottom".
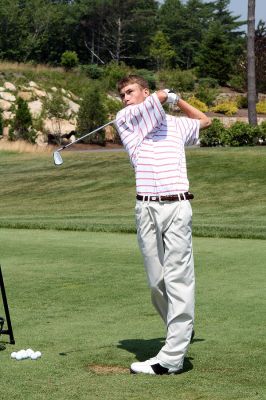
{"left": 118, "top": 75, "right": 150, "bottom": 106}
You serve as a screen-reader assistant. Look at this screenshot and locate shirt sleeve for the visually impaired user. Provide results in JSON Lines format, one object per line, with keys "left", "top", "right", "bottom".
{"left": 115, "top": 93, "right": 165, "bottom": 166}
{"left": 176, "top": 117, "right": 200, "bottom": 146}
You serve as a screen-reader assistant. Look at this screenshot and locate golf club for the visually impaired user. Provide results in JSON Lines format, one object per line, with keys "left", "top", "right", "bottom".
{"left": 53, "top": 119, "right": 116, "bottom": 166}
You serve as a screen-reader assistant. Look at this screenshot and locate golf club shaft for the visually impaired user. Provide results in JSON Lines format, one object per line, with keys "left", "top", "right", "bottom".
{"left": 57, "top": 119, "right": 116, "bottom": 152}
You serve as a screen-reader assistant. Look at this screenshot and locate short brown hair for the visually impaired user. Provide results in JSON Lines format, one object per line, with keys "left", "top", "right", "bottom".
{"left": 117, "top": 75, "right": 149, "bottom": 93}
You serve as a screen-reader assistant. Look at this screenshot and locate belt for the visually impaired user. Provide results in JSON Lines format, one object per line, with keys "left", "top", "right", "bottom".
{"left": 136, "top": 192, "right": 194, "bottom": 202}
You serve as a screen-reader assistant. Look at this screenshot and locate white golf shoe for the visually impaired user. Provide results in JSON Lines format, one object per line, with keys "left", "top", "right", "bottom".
{"left": 130, "top": 357, "right": 183, "bottom": 375}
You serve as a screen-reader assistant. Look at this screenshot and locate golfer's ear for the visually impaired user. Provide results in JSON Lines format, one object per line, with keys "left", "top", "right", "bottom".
{"left": 143, "top": 88, "right": 150, "bottom": 98}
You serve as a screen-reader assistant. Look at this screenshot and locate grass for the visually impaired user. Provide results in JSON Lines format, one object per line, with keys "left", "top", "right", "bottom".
{"left": 0, "top": 229, "right": 265, "bottom": 400}
{"left": 0, "top": 147, "right": 265, "bottom": 239}
{"left": 0, "top": 61, "right": 90, "bottom": 97}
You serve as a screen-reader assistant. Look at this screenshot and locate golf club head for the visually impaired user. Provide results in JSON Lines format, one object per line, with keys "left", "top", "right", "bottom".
{"left": 53, "top": 151, "right": 63, "bottom": 166}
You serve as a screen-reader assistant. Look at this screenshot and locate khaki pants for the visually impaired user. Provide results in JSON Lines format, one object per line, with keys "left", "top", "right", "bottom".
{"left": 135, "top": 199, "right": 194, "bottom": 369}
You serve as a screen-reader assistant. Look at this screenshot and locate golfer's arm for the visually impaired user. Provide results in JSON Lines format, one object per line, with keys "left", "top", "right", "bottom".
{"left": 176, "top": 99, "right": 211, "bottom": 129}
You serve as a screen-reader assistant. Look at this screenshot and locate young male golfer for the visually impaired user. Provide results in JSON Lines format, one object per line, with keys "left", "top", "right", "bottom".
{"left": 115, "top": 75, "right": 211, "bottom": 375}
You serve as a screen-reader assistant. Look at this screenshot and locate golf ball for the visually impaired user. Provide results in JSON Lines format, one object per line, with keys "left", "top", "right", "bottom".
{"left": 15, "top": 353, "right": 23, "bottom": 361}
{"left": 35, "top": 351, "right": 41, "bottom": 358}
{"left": 20, "top": 350, "right": 28, "bottom": 359}
{"left": 26, "top": 348, "right": 34, "bottom": 357}
{"left": 30, "top": 352, "right": 40, "bottom": 360}
{"left": 11, "top": 352, "right": 17, "bottom": 359}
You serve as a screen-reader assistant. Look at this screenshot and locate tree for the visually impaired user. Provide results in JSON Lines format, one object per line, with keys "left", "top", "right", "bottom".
{"left": 10, "top": 98, "right": 36, "bottom": 143}
{"left": 149, "top": 31, "right": 176, "bottom": 70}
{"left": 77, "top": 84, "right": 107, "bottom": 146}
{"left": 247, "top": 0, "right": 257, "bottom": 125}
{"left": 255, "top": 20, "right": 266, "bottom": 93}
{"left": 196, "top": 21, "right": 233, "bottom": 85}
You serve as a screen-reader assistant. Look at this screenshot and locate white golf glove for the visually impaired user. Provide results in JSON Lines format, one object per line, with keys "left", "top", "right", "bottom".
{"left": 163, "top": 89, "right": 180, "bottom": 105}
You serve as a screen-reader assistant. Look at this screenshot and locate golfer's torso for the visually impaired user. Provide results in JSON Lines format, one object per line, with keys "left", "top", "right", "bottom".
{"left": 135, "top": 115, "right": 189, "bottom": 196}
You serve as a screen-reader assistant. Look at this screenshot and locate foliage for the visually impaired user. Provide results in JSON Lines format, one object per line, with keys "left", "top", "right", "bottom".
{"left": 211, "top": 101, "right": 238, "bottom": 116}
{"left": 149, "top": 31, "right": 176, "bottom": 70}
{"left": 236, "top": 95, "right": 248, "bottom": 109}
{"left": 80, "top": 64, "right": 104, "bottom": 80}
{"left": 224, "top": 122, "right": 261, "bottom": 146}
{"left": 104, "top": 97, "right": 122, "bottom": 118}
{"left": 187, "top": 96, "right": 208, "bottom": 112}
{"left": 156, "top": 69, "right": 196, "bottom": 92}
{"left": 77, "top": 83, "right": 107, "bottom": 145}
{"left": 9, "top": 97, "right": 36, "bottom": 143}
{"left": 255, "top": 20, "right": 266, "bottom": 93}
{"left": 256, "top": 100, "right": 266, "bottom": 114}
{"left": 102, "top": 62, "right": 131, "bottom": 91}
{"left": 200, "top": 118, "right": 226, "bottom": 147}
{"left": 195, "top": 78, "right": 219, "bottom": 106}
{"left": 61, "top": 51, "right": 79, "bottom": 71}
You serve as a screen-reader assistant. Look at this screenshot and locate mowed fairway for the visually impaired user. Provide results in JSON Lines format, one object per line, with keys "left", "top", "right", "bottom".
{"left": 0, "top": 229, "right": 265, "bottom": 400}
{"left": 0, "top": 147, "right": 265, "bottom": 399}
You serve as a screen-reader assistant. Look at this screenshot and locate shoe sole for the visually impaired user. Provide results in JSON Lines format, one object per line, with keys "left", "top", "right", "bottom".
{"left": 130, "top": 368, "right": 183, "bottom": 375}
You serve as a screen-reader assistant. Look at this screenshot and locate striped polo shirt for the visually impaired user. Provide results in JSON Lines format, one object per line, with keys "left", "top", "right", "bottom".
{"left": 115, "top": 93, "right": 200, "bottom": 196}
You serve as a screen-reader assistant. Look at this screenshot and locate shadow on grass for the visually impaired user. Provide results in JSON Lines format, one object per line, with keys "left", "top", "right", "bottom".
{"left": 117, "top": 338, "right": 194, "bottom": 373}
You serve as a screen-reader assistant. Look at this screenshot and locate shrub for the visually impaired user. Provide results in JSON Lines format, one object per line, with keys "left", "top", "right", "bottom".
{"left": 228, "top": 73, "right": 246, "bottom": 92}
{"left": 211, "top": 101, "right": 238, "bottom": 116}
{"left": 259, "top": 121, "right": 266, "bottom": 143}
{"left": 187, "top": 96, "right": 208, "bottom": 112}
{"left": 102, "top": 62, "right": 131, "bottom": 90}
{"left": 236, "top": 95, "right": 248, "bottom": 109}
{"left": 77, "top": 83, "right": 107, "bottom": 146}
{"left": 156, "top": 69, "right": 196, "bottom": 92}
{"left": 80, "top": 64, "right": 104, "bottom": 80}
{"left": 256, "top": 100, "right": 266, "bottom": 114}
{"left": 61, "top": 51, "right": 79, "bottom": 71}
{"left": 195, "top": 84, "right": 218, "bottom": 106}
{"left": 200, "top": 118, "right": 226, "bottom": 147}
{"left": 9, "top": 97, "right": 36, "bottom": 143}
{"left": 224, "top": 122, "right": 260, "bottom": 146}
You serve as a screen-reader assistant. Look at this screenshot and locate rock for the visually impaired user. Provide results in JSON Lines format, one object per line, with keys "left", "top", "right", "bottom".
{"left": 32, "top": 88, "right": 47, "bottom": 98}
{"left": 0, "top": 92, "right": 16, "bottom": 102}
{"left": 2, "top": 111, "right": 14, "bottom": 120}
{"left": 43, "top": 118, "right": 76, "bottom": 135}
{"left": 70, "top": 134, "right": 76, "bottom": 143}
{"left": 3, "top": 126, "right": 9, "bottom": 137}
{"left": 35, "top": 131, "right": 48, "bottom": 146}
{"left": 51, "top": 87, "right": 57, "bottom": 92}
{"left": 4, "top": 82, "right": 16, "bottom": 91}
{"left": 0, "top": 100, "right": 12, "bottom": 111}
{"left": 0, "top": 87, "right": 5, "bottom": 92}
{"left": 63, "top": 97, "right": 80, "bottom": 115}
{"left": 61, "top": 88, "right": 66, "bottom": 94}
{"left": 29, "top": 81, "right": 39, "bottom": 88}
{"left": 18, "top": 91, "right": 33, "bottom": 101}
{"left": 28, "top": 100, "right": 43, "bottom": 118}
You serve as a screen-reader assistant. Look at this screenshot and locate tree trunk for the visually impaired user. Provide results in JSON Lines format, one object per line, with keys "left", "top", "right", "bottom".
{"left": 247, "top": 0, "right": 257, "bottom": 125}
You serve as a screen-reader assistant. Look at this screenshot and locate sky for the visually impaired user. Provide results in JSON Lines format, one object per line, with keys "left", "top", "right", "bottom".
{"left": 159, "top": 1, "right": 266, "bottom": 25}
{"left": 228, "top": 0, "right": 266, "bottom": 25}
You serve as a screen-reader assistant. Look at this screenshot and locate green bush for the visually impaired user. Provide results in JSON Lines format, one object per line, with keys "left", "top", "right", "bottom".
{"left": 224, "top": 122, "right": 260, "bottom": 146}
{"left": 102, "top": 62, "right": 131, "bottom": 90}
{"left": 195, "top": 78, "right": 219, "bottom": 106}
{"left": 9, "top": 97, "right": 36, "bottom": 143}
{"left": 211, "top": 101, "right": 238, "bottom": 116}
{"left": 200, "top": 118, "right": 226, "bottom": 147}
{"left": 156, "top": 69, "right": 196, "bottom": 92}
{"left": 258, "top": 121, "right": 266, "bottom": 143}
{"left": 236, "top": 95, "right": 248, "bottom": 109}
{"left": 77, "top": 83, "right": 107, "bottom": 146}
{"left": 228, "top": 73, "right": 246, "bottom": 92}
{"left": 80, "top": 64, "right": 104, "bottom": 80}
{"left": 61, "top": 51, "right": 79, "bottom": 71}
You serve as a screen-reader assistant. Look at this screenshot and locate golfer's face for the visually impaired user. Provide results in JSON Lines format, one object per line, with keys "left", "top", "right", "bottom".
{"left": 120, "top": 83, "right": 149, "bottom": 106}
